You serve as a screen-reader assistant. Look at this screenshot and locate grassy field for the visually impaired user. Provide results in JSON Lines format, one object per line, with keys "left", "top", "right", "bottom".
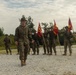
{"left": 0, "top": 45, "right": 76, "bottom": 54}
{"left": 0, "top": 48, "right": 17, "bottom": 54}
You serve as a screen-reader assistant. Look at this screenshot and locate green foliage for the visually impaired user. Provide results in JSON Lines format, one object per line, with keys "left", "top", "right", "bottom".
{"left": 0, "top": 34, "right": 15, "bottom": 46}
{"left": 27, "top": 16, "right": 34, "bottom": 29}
{"left": 49, "top": 22, "right": 53, "bottom": 27}
{"left": 0, "top": 35, "right": 5, "bottom": 46}
{"left": 9, "top": 34, "right": 15, "bottom": 46}
{"left": 42, "top": 22, "right": 48, "bottom": 29}
{"left": 0, "top": 27, "right": 4, "bottom": 36}
{"left": 41, "top": 22, "right": 53, "bottom": 31}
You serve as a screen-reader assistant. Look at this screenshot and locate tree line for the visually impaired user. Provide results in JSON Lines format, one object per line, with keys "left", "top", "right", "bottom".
{"left": 0, "top": 15, "right": 76, "bottom": 49}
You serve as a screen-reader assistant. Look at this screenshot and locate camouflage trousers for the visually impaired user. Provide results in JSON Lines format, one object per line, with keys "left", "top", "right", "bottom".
{"left": 64, "top": 40, "right": 72, "bottom": 54}
{"left": 5, "top": 45, "right": 12, "bottom": 54}
{"left": 49, "top": 39, "right": 56, "bottom": 54}
{"left": 18, "top": 42, "right": 29, "bottom": 60}
{"left": 32, "top": 41, "right": 39, "bottom": 54}
{"left": 43, "top": 39, "right": 49, "bottom": 54}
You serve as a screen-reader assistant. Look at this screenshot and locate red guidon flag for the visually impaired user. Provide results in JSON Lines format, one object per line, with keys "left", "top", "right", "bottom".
{"left": 68, "top": 18, "right": 72, "bottom": 31}
{"left": 53, "top": 20, "right": 58, "bottom": 35}
{"left": 37, "top": 23, "right": 42, "bottom": 37}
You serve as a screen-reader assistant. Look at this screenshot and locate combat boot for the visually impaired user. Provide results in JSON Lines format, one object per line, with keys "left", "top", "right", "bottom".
{"left": 55, "top": 53, "right": 57, "bottom": 55}
{"left": 69, "top": 53, "right": 72, "bottom": 56}
{"left": 21, "top": 60, "right": 24, "bottom": 66}
{"left": 6, "top": 51, "right": 8, "bottom": 55}
{"left": 49, "top": 52, "right": 52, "bottom": 55}
{"left": 6, "top": 53, "right": 8, "bottom": 55}
{"left": 10, "top": 52, "right": 12, "bottom": 55}
{"left": 32, "top": 53, "right": 35, "bottom": 55}
{"left": 43, "top": 52, "right": 46, "bottom": 55}
{"left": 37, "top": 53, "right": 39, "bottom": 55}
{"left": 24, "top": 60, "right": 26, "bottom": 65}
{"left": 62, "top": 54, "right": 67, "bottom": 56}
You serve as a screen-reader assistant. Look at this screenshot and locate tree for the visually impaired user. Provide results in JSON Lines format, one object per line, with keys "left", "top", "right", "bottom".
{"left": 27, "top": 16, "right": 35, "bottom": 32}
{"left": 49, "top": 22, "right": 53, "bottom": 27}
{"left": 41, "top": 22, "right": 48, "bottom": 29}
{"left": 0, "top": 27, "right": 4, "bottom": 36}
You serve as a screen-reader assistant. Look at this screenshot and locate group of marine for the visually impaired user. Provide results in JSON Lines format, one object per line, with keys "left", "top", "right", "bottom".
{"left": 3, "top": 16, "right": 74, "bottom": 66}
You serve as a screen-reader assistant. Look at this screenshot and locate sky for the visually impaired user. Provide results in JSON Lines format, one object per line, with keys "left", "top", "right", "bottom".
{"left": 0, "top": 0, "right": 76, "bottom": 34}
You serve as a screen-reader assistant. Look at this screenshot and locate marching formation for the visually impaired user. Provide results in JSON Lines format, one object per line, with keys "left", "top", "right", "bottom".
{"left": 3, "top": 15, "right": 74, "bottom": 67}
{"left": 14, "top": 16, "right": 74, "bottom": 66}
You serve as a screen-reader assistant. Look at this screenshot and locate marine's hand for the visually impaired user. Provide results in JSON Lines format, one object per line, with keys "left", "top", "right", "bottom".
{"left": 15, "top": 41, "right": 18, "bottom": 45}
{"left": 32, "top": 40, "right": 34, "bottom": 43}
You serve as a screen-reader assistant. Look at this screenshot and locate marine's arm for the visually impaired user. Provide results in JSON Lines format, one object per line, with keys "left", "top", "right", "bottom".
{"left": 15, "top": 27, "right": 19, "bottom": 46}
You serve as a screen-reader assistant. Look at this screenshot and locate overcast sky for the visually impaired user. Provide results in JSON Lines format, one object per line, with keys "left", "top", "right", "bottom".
{"left": 0, "top": 0, "right": 76, "bottom": 34}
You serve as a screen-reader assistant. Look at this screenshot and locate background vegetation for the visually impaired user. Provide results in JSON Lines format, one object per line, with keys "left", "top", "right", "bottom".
{"left": 0, "top": 15, "right": 76, "bottom": 50}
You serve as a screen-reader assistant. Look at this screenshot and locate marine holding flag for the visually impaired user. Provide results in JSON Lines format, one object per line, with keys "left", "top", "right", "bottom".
{"left": 48, "top": 20, "right": 58, "bottom": 55}
{"left": 63, "top": 18, "right": 73, "bottom": 56}
{"left": 37, "top": 23, "right": 49, "bottom": 55}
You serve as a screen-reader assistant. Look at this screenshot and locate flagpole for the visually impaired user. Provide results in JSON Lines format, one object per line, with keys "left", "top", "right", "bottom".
{"left": 53, "top": 20, "right": 62, "bottom": 55}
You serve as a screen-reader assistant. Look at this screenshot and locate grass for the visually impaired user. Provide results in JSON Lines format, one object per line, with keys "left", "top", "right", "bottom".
{"left": 0, "top": 45, "right": 76, "bottom": 54}
{"left": 0, "top": 48, "right": 17, "bottom": 54}
{"left": 0, "top": 45, "right": 17, "bottom": 54}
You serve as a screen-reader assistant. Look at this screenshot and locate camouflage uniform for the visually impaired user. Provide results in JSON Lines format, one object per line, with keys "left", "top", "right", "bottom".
{"left": 63, "top": 26, "right": 73, "bottom": 56}
{"left": 4, "top": 34, "right": 12, "bottom": 55}
{"left": 32, "top": 32, "right": 39, "bottom": 55}
{"left": 15, "top": 17, "right": 29, "bottom": 66}
{"left": 43, "top": 29, "right": 49, "bottom": 55}
{"left": 48, "top": 29, "right": 57, "bottom": 55}
{"left": 28, "top": 31, "right": 34, "bottom": 54}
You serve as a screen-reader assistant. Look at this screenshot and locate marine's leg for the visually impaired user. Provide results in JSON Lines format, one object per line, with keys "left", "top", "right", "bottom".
{"left": 24, "top": 44, "right": 29, "bottom": 65}
{"left": 18, "top": 42, "right": 25, "bottom": 66}
{"left": 17, "top": 45, "right": 19, "bottom": 55}
{"left": 49, "top": 46, "right": 52, "bottom": 55}
{"left": 46, "top": 40, "right": 49, "bottom": 54}
{"left": 49, "top": 42, "right": 52, "bottom": 55}
{"left": 53, "top": 44, "right": 56, "bottom": 55}
{"left": 32, "top": 42, "right": 36, "bottom": 55}
{"left": 46, "top": 46, "right": 49, "bottom": 54}
{"left": 43, "top": 44, "right": 46, "bottom": 55}
{"left": 8, "top": 46, "right": 12, "bottom": 55}
{"left": 5, "top": 46, "right": 8, "bottom": 54}
{"left": 68, "top": 43, "right": 72, "bottom": 56}
{"left": 36, "top": 43, "right": 39, "bottom": 55}
{"left": 63, "top": 41, "right": 67, "bottom": 55}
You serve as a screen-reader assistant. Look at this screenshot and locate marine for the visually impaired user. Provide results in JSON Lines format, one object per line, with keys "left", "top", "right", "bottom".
{"left": 48, "top": 27, "right": 57, "bottom": 55}
{"left": 4, "top": 34, "right": 12, "bottom": 55}
{"left": 15, "top": 16, "right": 29, "bottom": 66}
{"left": 63, "top": 26, "right": 73, "bottom": 56}
{"left": 32, "top": 30, "right": 39, "bottom": 55}
{"left": 43, "top": 29, "right": 49, "bottom": 55}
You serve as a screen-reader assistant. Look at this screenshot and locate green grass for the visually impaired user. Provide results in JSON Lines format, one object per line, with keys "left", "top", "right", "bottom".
{"left": 0, "top": 45, "right": 16, "bottom": 50}
{"left": 0, "top": 45, "right": 17, "bottom": 54}
{"left": 0, "top": 49, "right": 17, "bottom": 54}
